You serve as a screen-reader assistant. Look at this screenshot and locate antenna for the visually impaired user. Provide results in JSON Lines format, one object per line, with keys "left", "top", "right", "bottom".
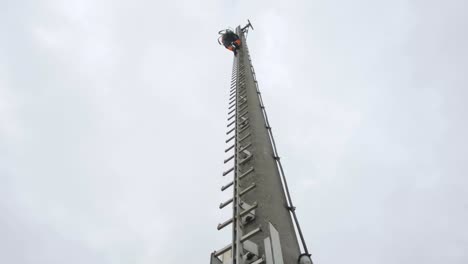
{"left": 241, "top": 19, "right": 254, "bottom": 37}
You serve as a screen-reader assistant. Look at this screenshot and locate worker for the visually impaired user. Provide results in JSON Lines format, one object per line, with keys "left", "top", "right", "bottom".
{"left": 219, "top": 29, "right": 241, "bottom": 55}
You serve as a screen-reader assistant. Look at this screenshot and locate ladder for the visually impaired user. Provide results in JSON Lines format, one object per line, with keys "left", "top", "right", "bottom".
{"left": 212, "top": 26, "right": 264, "bottom": 264}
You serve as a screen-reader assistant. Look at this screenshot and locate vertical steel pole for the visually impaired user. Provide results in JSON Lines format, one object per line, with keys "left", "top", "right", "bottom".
{"left": 212, "top": 22, "right": 313, "bottom": 264}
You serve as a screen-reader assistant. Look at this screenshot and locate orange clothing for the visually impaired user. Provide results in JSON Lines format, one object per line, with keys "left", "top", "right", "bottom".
{"left": 227, "top": 39, "right": 241, "bottom": 51}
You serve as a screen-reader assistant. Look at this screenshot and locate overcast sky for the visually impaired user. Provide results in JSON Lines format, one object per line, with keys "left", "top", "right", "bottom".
{"left": 1, "top": 0, "right": 467, "bottom": 263}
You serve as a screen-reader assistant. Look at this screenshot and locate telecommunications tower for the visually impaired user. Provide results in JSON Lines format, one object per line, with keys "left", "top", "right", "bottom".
{"left": 211, "top": 21, "right": 313, "bottom": 264}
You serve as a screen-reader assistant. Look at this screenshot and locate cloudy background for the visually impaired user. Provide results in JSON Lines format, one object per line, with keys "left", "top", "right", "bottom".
{"left": 1, "top": 0, "right": 467, "bottom": 263}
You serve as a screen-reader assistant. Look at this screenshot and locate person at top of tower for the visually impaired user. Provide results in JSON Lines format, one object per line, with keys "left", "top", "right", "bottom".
{"left": 218, "top": 29, "right": 241, "bottom": 56}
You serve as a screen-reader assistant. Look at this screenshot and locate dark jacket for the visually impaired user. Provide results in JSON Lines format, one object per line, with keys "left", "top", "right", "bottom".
{"left": 222, "top": 31, "right": 239, "bottom": 47}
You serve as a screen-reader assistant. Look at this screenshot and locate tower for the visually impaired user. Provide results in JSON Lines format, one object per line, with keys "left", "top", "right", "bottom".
{"left": 211, "top": 22, "right": 313, "bottom": 264}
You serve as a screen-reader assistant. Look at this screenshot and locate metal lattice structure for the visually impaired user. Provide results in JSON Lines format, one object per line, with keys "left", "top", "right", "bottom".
{"left": 211, "top": 22, "right": 313, "bottom": 264}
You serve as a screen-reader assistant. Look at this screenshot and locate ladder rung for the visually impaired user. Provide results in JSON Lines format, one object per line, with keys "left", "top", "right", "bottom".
{"left": 238, "top": 104, "right": 248, "bottom": 114}
{"left": 239, "top": 124, "right": 250, "bottom": 134}
{"left": 226, "top": 126, "right": 235, "bottom": 135}
{"left": 240, "top": 167, "right": 254, "bottom": 179}
{"left": 239, "top": 133, "right": 251, "bottom": 143}
{"left": 221, "top": 181, "right": 233, "bottom": 191}
{"left": 219, "top": 183, "right": 256, "bottom": 208}
{"left": 226, "top": 135, "right": 235, "bottom": 143}
{"left": 219, "top": 199, "right": 232, "bottom": 209}
{"left": 227, "top": 113, "right": 236, "bottom": 121}
{"left": 239, "top": 99, "right": 248, "bottom": 107}
{"left": 222, "top": 167, "right": 234, "bottom": 176}
{"left": 240, "top": 183, "right": 256, "bottom": 195}
{"left": 228, "top": 107, "right": 236, "bottom": 115}
{"left": 224, "top": 154, "right": 234, "bottom": 164}
{"left": 217, "top": 202, "right": 258, "bottom": 230}
{"left": 225, "top": 144, "right": 235, "bottom": 153}
{"left": 239, "top": 110, "right": 249, "bottom": 118}
{"left": 238, "top": 99, "right": 247, "bottom": 108}
{"left": 227, "top": 119, "right": 236, "bottom": 128}
{"left": 239, "top": 143, "right": 252, "bottom": 152}
{"left": 214, "top": 244, "right": 231, "bottom": 257}
{"left": 221, "top": 167, "right": 254, "bottom": 191}
{"left": 228, "top": 102, "right": 236, "bottom": 110}
{"left": 241, "top": 227, "right": 261, "bottom": 242}
{"left": 221, "top": 161, "right": 252, "bottom": 194}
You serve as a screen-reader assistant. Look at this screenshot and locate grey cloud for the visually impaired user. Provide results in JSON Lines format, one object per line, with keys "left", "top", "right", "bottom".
{"left": 1, "top": 0, "right": 467, "bottom": 264}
